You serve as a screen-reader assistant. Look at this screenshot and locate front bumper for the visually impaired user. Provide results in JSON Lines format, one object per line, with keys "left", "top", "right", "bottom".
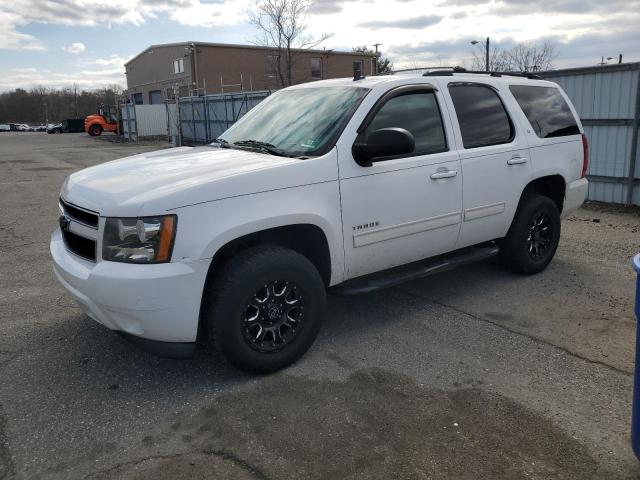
{"left": 562, "top": 177, "right": 588, "bottom": 218}
{"left": 50, "top": 228, "right": 210, "bottom": 350}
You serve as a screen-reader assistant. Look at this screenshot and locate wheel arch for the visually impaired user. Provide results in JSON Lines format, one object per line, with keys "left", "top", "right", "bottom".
{"left": 517, "top": 174, "right": 566, "bottom": 214}
{"left": 204, "top": 223, "right": 334, "bottom": 290}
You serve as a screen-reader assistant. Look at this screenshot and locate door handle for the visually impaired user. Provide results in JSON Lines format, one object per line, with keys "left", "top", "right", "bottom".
{"left": 430, "top": 170, "right": 458, "bottom": 180}
{"left": 507, "top": 155, "right": 528, "bottom": 165}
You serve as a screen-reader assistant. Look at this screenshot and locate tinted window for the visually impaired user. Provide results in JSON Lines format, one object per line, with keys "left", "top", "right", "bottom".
{"left": 510, "top": 85, "right": 580, "bottom": 138}
{"left": 365, "top": 91, "right": 447, "bottom": 157}
{"left": 449, "top": 84, "right": 514, "bottom": 148}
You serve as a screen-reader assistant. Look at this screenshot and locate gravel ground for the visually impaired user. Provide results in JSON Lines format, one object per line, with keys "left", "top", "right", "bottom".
{"left": 0, "top": 132, "right": 639, "bottom": 479}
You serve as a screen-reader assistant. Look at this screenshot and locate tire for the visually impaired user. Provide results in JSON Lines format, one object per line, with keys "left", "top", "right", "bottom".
{"left": 88, "top": 124, "right": 102, "bottom": 136}
{"left": 500, "top": 194, "right": 561, "bottom": 274}
{"left": 202, "top": 246, "right": 326, "bottom": 373}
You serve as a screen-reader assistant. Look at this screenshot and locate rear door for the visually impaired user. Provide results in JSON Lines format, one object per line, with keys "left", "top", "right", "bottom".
{"left": 444, "top": 81, "right": 532, "bottom": 248}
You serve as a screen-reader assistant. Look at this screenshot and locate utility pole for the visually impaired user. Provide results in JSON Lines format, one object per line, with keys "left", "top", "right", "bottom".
{"left": 372, "top": 43, "right": 382, "bottom": 75}
{"left": 485, "top": 37, "right": 490, "bottom": 72}
{"left": 74, "top": 83, "right": 78, "bottom": 117}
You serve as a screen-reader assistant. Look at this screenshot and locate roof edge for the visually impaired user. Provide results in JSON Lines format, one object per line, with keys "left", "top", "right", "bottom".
{"left": 125, "top": 41, "right": 376, "bottom": 66}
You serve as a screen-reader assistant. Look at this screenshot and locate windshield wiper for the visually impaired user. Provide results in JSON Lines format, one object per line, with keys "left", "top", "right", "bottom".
{"left": 233, "top": 140, "right": 293, "bottom": 157}
{"left": 213, "top": 138, "right": 233, "bottom": 148}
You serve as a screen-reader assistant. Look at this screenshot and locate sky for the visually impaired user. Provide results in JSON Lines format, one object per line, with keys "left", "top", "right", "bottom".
{"left": 1, "top": 0, "right": 639, "bottom": 92}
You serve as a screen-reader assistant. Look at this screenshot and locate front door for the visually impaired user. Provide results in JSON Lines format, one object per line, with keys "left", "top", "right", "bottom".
{"left": 339, "top": 86, "right": 463, "bottom": 280}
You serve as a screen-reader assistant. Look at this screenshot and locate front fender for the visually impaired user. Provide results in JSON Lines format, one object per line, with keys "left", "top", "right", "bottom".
{"left": 171, "top": 181, "right": 345, "bottom": 286}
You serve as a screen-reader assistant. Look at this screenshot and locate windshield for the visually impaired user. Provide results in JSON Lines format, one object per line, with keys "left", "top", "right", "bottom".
{"left": 217, "top": 86, "right": 369, "bottom": 157}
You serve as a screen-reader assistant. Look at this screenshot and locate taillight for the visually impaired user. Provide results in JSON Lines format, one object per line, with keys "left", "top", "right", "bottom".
{"left": 581, "top": 133, "right": 589, "bottom": 178}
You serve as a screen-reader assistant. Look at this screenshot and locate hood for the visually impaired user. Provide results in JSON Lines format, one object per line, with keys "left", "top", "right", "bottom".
{"left": 62, "top": 146, "right": 337, "bottom": 217}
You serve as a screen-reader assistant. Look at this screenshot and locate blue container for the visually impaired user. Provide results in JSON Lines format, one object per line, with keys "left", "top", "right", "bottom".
{"left": 632, "top": 253, "right": 640, "bottom": 460}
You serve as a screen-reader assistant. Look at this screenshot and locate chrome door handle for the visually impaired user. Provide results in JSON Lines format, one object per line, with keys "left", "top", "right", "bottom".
{"left": 430, "top": 170, "right": 458, "bottom": 180}
{"left": 507, "top": 155, "right": 528, "bottom": 165}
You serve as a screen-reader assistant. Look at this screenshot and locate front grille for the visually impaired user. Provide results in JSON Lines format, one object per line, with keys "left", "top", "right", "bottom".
{"left": 59, "top": 198, "right": 99, "bottom": 261}
{"left": 61, "top": 230, "right": 96, "bottom": 261}
{"left": 60, "top": 198, "right": 99, "bottom": 227}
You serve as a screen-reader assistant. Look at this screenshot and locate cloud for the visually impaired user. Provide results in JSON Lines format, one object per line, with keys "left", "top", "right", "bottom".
{"left": 0, "top": 0, "right": 247, "bottom": 52}
{"left": 62, "top": 42, "right": 86, "bottom": 54}
{"left": 494, "top": 0, "right": 640, "bottom": 15}
{"left": 0, "top": 13, "right": 45, "bottom": 51}
{"left": 0, "top": 67, "right": 126, "bottom": 91}
{"left": 358, "top": 14, "right": 443, "bottom": 29}
{"left": 309, "top": 0, "right": 366, "bottom": 14}
{"left": 94, "top": 54, "right": 131, "bottom": 67}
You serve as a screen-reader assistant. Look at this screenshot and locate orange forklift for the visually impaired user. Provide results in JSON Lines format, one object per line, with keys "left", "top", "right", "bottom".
{"left": 84, "top": 104, "right": 119, "bottom": 136}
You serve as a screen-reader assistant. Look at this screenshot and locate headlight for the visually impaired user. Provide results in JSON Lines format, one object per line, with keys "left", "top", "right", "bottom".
{"left": 102, "top": 215, "right": 177, "bottom": 263}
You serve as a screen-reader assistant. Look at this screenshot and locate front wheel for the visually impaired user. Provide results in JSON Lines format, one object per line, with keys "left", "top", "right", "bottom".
{"left": 500, "top": 194, "right": 561, "bottom": 274}
{"left": 202, "top": 246, "right": 326, "bottom": 373}
{"left": 88, "top": 124, "right": 102, "bottom": 136}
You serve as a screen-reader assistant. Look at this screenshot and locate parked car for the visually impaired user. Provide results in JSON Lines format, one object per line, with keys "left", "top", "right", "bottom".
{"left": 47, "top": 119, "right": 84, "bottom": 134}
{"left": 51, "top": 69, "right": 588, "bottom": 372}
{"left": 0, "top": 124, "right": 9, "bottom": 132}
{"left": 47, "top": 123, "right": 63, "bottom": 134}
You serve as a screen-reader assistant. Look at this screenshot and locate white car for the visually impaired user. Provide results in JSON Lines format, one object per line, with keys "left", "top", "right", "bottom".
{"left": 51, "top": 69, "right": 588, "bottom": 372}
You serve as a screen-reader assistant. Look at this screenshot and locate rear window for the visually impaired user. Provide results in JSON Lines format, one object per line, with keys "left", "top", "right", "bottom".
{"left": 509, "top": 85, "right": 580, "bottom": 138}
{"left": 448, "top": 84, "right": 514, "bottom": 149}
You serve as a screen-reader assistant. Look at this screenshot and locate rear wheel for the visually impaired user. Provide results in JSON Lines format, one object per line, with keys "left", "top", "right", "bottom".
{"left": 500, "top": 194, "right": 561, "bottom": 274}
{"left": 202, "top": 246, "right": 326, "bottom": 373}
{"left": 88, "top": 124, "right": 102, "bottom": 136}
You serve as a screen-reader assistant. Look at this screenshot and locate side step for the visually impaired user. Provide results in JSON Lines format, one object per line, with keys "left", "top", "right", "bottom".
{"left": 330, "top": 244, "right": 500, "bottom": 295}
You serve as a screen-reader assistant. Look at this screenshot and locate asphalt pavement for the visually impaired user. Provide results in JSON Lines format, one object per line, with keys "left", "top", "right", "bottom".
{"left": 1, "top": 132, "right": 639, "bottom": 479}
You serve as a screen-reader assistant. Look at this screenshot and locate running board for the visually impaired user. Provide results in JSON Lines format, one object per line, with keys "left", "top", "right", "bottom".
{"left": 331, "top": 244, "right": 500, "bottom": 295}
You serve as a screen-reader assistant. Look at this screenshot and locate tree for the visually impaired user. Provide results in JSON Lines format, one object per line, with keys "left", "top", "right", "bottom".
{"left": 249, "top": 0, "right": 331, "bottom": 87}
{"left": 352, "top": 46, "right": 393, "bottom": 74}
{"left": 471, "top": 40, "right": 557, "bottom": 72}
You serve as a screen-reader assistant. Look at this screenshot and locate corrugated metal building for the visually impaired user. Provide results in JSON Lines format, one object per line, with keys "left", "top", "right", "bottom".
{"left": 541, "top": 63, "right": 640, "bottom": 206}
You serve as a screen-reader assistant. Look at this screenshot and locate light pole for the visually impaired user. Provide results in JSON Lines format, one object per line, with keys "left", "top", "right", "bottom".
{"left": 471, "top": 37, "right": 490, "bottom": 72}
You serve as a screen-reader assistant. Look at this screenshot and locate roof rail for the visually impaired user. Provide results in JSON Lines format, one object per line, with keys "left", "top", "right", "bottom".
{"left": 422, "top": 67, "right": 542, "bottom": 80}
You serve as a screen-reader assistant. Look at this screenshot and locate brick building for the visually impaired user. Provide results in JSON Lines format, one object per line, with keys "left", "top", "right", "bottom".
{"left": 125, "top": 42, "right": 378, "bottom": 104}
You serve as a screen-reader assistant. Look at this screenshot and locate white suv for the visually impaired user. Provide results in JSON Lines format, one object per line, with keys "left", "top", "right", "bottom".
{"left": 51, "top": 70, "right": 588, "bottom": 372}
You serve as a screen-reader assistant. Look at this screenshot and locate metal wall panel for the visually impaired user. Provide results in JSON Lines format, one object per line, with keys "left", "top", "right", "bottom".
{"left": 134, "top": 105, "right": 169, "bottom": 137}
{"left": 178, "top": 90, "right": 271, "bottom": 145}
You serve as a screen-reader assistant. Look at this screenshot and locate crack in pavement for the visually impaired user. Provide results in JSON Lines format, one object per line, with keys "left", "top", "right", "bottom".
{"left": 82, "top": 449, "right": 271, "bottom": 480}
{"left": 398, "top": 287, "right": 633, "bottom": 377}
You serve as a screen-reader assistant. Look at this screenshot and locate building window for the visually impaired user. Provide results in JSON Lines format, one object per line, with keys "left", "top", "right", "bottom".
{"left": 149, "top": 90, "right": 163, "bottom": 104}
{"left": 132, "top": 93, "right": 143, "bottom": 105}
{"left": 311, "top": 57, "right": 322, "bottom": 79}
{"left": 267, "top": 55, "right": 279, "bottom": 78}
{"left": 173, "top": 58, "right": 184, "bottom": 74}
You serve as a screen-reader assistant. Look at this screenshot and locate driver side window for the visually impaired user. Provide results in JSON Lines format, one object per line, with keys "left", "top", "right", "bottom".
{"left": 365, "top": 91, "right": 448, "bottom": 159}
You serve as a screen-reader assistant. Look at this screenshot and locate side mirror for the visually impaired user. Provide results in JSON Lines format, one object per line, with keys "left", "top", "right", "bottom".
{"left": 352, "top": 127, "right": 415, "bottom": 166}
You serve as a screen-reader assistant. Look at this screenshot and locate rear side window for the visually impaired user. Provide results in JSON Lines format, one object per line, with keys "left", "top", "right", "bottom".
{"left": 448, "top": 84, "right": 514, "bottom": 149}
{"left": 509, "top": 85, "right": 580, "bottom": 138}
{"left": 365, "top": 91, "right": 447, "bottom": 157}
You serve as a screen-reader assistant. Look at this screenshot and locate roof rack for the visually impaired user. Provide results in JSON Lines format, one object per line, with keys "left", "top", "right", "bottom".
{"left": 422, "top": 66, "right": 542, "bottom": 80}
